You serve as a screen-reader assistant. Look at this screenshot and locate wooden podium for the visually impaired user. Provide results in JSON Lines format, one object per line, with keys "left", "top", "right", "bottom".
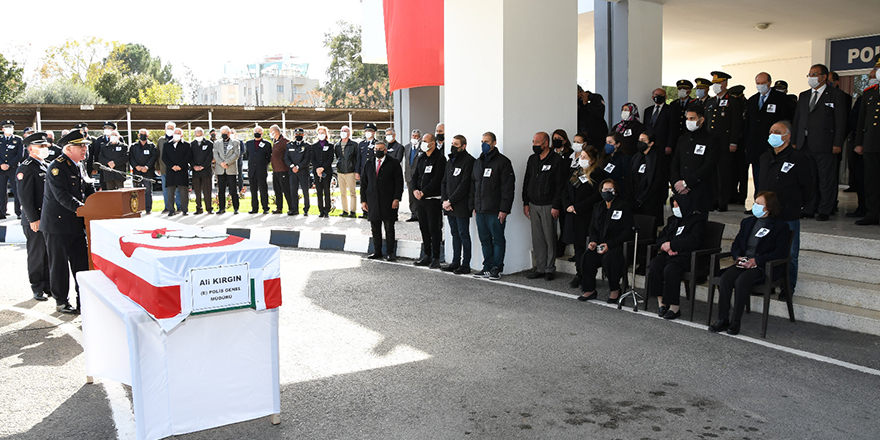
{"left": 77, "top": 188, "right": 146, "bottom": 270}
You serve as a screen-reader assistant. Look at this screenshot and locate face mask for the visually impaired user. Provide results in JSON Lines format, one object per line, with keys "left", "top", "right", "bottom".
{"left": 435, "top": 133, "right": 445, "bottom": 142}
{"left": 578, "top": 158, "right": 590, "bottom": 169}
{"left": 678, "top": 89, "right": 689, "bottom": 99}
{"left": 571, "top": 142, "right": 584, "bottom": 153}
{"left": 600, "top": 191, "right": 615, "bottom": 202}
{"left": 637, "top": 141, "right": 649, "bottom": 152}
{"left": 172, "top": 134, "right": 181, "bottom": 142}
{"left": 36, "top": 147, "right": 50, "bottom": 160}
{"left": 712, "top": 83, "right": 723, "bottom": 95}
{"left": 808, "top": 76, "right": 821, "bottom": 88}
{"left": 412, "top": 137, "right": 420, "bottom": 144}
{"left": 103, "top": 128, "right": 113, "bottom": 136}
{"left": 385, "top": 135, "right": 394, "bottom": 143}
{"left": 420, "top": 142, "right": 430, "bottom": 152}
{"left": 210, "top": 134, "right": 216, "bottom": 141}
{"left": 653, "top": 95, "right": 665, "bottom": 104}
{"left": 341, "top": 131, "right": 349, "bottom": 139}
{"left": 532, "top": 144, "right": 544, "bottom": 155}
{"left": 604, "top": 143, "right": 615, "bottom": 155}
{"left": 481, "top": 142, "right": 491, "bottom": 154}
{"left": 166, "top": 129, "right": 174, "bottom": 137}
{"left": 295, "top": 135, "right": 303, "bottom": 142}
{"left": 222, "top": 133, "right": 230, "bottom": 140}
{"left": 3, "top": 127, "right": 13, "bottom": 136}
{"left": 775, "top": 88, "right": 787, "bottom": 94}
{"left": 752, "top": 203, "right": 766, "bottom": 218}
{"left": 686, "top": 120, "right": 700, "bottom": 132}
{"left": 317, "top": 133, "right": 326, "bottom": 141}
{"left": 195, "top": 136, "right": 204, "bottom": 142}
{"left": 139, "top": 134, "right": 148, "bottom": 141}
{"left": 672, "top": 206, "right": 682, "bottom": 218}
{"left": 375, "top": 150, "right": 386, "bottom": 159}
{"left": 109, "top": 135, "right": 119, "bottom": 143}
{"left": 552, "top": 138, "right": 563, "bottom": 149}
{"left": 756, "top": 84, "right": 770, "bottom": 95}
{"left": 696, "top": 89, "right": 707, "bottom": 99}
{"left": 364, "top": 131, "right": 374, "bottom": 140}
{"left": 621, "top": 111, "right": 631, "bottom": 120}
{"left": 768, "top": 133, "right": 785, "bottom": 148}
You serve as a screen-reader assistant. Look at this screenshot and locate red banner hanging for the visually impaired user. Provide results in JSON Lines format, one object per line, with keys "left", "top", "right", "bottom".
{"left": 383, "top": 0, "right": 445, "bottom": 92}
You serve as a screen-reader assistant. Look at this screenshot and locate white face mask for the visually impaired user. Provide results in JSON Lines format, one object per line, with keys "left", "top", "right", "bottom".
{"left": 195, "top": 136, "right": 204, "bottom": 142}
{"left": 341, "top": 131, "right": 349, "bottom": 139}
{"left": 808, "top": 76, "right": 821, "bottom": 89}
{"left": 578, "top": 158, "right": 590, "bottom": 169}
{"left": 712, "top": 83, "right": 723, "bottom": 95}
{"left": 695, "top": 89, "right": 707, "bottom": 99}
{"left": 756, "top": 84, "right": 770, "bottom": 95}
{"left": 36, "top": 147, "right": 50, "bottom": 160}
{"left": 317, "top": 133, "right": 327, "bottom": 141}
{"left": 166, "top": 129, "right": 174, "bottom": 137}
{"left": 172, "top": 134, "right": 181, "bottom": 142}
{"left": 109, "top": 135, "right": 119, "bottom": 144}
{"left": 103, "top": 128, "right": 113, "bottom": 136}
{"left": 571, "top": 142, "right": 584, "bottom": 153}
{"left": 3, "top": 127, "right": 13, "bottom": 136}
{"left": 686, "top": 120, "right": 700, "bottom": 132}
{"left": 364, "top": 131, "right": 374, "bottom": 140}
{"left": 385, "top": 135, "right": 394, "bottom": 143}
{"left": 677, "top": 88, "right": 689, "bottom": 99}
{"left": 412, "top": 137, "right": 420, "bottom": 144}
{"left": 672, "top": 206, "right": 682, "bottom": 218}
{"left": 621, "top": 111, "right": 631, "bottom": 120}
{"left": 420, "top": 142, "right": 430, "bottom": 152}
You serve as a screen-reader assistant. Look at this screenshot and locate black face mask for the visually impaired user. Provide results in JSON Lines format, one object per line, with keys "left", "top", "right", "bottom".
{"left": 210, "top": 134, "right": 216, "bottom": 141}
{"left": 254, "top": 133, "right": 261, "bottom": 139}
{"left": 375, "top": 150, "right": 386, "bottom": 159}
{"left": 532, "top": 145, "right": 544, "bottom": 155}
{"left": 435, "top": 133, "right": 445, "bottom": 143}
{"left": 295, "top": 135, "right": 303, "bottom": 142}
{"left": 552, "top": 138, "right": 563, "bottom": 149}
{"left": 601, "top": 191, "right": 616, "bottom": 202}
{"left": 222, "top": 133, "right": 229, "bottom": 140}
{"left": 139, "top": 134, "right": 148, "bottom": 141}
{"left": 653, "top": 95, "right": 666, "bottom": 104}
{"left": 637, "top": 141, "right": 649, "bottom": 152}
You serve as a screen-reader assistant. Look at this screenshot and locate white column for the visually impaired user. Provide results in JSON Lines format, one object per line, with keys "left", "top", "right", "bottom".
{"left": 35, "top": 109, "right": 41, "bottom": 131}
{"left": 126, "top": 108, "right": 132, "bottom": 145}
{"left": 208, "top": 110, "right": 213, "bottom": 131}
{"left": 282, "top": 110, "right": 287, "bottom": 134}
{"left": 445, "top": 0, "right": 578, "bottom": 273}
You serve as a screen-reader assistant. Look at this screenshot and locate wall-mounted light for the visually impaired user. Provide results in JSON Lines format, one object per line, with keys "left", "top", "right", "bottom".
{"left": 755, "top": 23, "right": 771, "bottom": 31}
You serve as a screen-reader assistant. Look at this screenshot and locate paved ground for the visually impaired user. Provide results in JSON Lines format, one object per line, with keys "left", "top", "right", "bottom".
{"left": 2, "top": 244, "right": 879, "bottom": 440}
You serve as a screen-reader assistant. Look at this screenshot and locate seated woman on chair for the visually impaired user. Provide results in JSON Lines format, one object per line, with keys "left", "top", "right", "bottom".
{"left": 709, "top": 191, "right": 790, "bottom": 335}
{"left": 647, "top": 193, "right": 706, "bottom": 320}
{"left": 562, "top": 146, "right": 605, "bottom": 289}
{"left": 578, "top": 178, "right": 633, "bottom": 303}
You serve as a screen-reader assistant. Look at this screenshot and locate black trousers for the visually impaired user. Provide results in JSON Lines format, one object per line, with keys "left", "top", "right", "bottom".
{"left": 272, "top": 171, "right": 291, "bottom": 211}
{"left": 718, "top": 266, "right": 765, "bottom": 323}
{"left": 217, "top": 173, "right": 240, "bottom": 212}
{"left": 44, "top": 232, "right": 88, "bottom": 307}
{"left": 580, "top": 246, "right": 625, "bottom": 292}
{"left": 716, "top": 150, "right": 734, "bottom": 209}
{"left": 803, "top": 144, "right": 838, "bottom": 216}
{"left": 416, "top": 198, "right": 443, "bottom": 258}
{"left": 105, "top": 179, "right": 124, "bottom": 190}
{"left": 371, "top": 218, "right": 396, "bottom": 256}
{"left": 192, "top": 176, "right": 212, "bottom": 212}
{"left": 289, "top": 170, "right": 311, "bottom": 213}
{"left": 647, "top": 252, "right": 690, "bottom": 306}
{"left": 133, "top": 172, "right": 153, "bottom": 212}
{"left": 864, "top": 152, "right": 880, "bottom": 220}
{"left": 23, "top": 225, "right": 50, "bottom": 294}
{"left": 314, "top": 173, "right": 332, "bottom": 214}
{"left": 249, "top": 167, "right": 269, "bottom": 211}
{"left": 0, "top": 169, "right": 20, "bottom": 216}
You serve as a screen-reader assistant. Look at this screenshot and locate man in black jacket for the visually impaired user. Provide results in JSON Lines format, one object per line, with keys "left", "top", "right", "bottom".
{"left": 523, "top": 132, "right": 566, "bottom": 281}
{"left": 744, "top": 72, "right": 796, "bottom": 205}
{"left": 98, "top": 129, "right": 128, "bottom": 190}
{"left": 356, "top": 123, "right": 378, "bottom": 218}
{"left": 411, "top": 133, "right": 446, "bottom": 268}
{"left": 190, "top": 127, "right": 214, "bottom": 214}
{"left": 246, "top": 126, "right": 272, "bottom": 214}
{"left": 670, "top": 105, "right": 722, "bottom": 214}
{"left": 577, "top": 86, "right": 608, "bottom": 150}
{"left": 162, "top": 127, "right": 192, "bottom": 216}
{"left": 16, "top": 132, "right": 52, "bottom": 301}
{"left": 311, "top": 126, "right": 335, "bottom": 217}
{"left": 284, "top": 128, "right": 311, "bottom": 216}
{"left": 384, "top": 127, "right": 404, "bottom": 162}
{"left": 130, "top": 129, "right": 158, "bottom": 213}
{"left": 403, "top": 129, "right": 422, "bottom": 221}
{"left": 472, "top": 132, "right": 515, "bottom": 280}
{"left": 440, "top": 134, "right": 475, "bottom": 274}
{"left": 758, "top": 121, "right": 812, "bottom": 294}
{"left": 361, "top": 140, "right": 403, "bottom": 261}
{"left": 335, "top": 126, "right": 359, "bottom": 217}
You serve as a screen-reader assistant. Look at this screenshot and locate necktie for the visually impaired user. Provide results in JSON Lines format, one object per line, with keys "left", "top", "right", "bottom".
{"left": 758, "top": 94, "right": 765, "bottom": 109}
{"left": 809, "top": 90, "right": 819, "bottom": 111}
{"left": 376, "top": 159, "right": 382, "bottom": 175}
{"left": 652, "top": 105, "right": 659, "bottom": 125}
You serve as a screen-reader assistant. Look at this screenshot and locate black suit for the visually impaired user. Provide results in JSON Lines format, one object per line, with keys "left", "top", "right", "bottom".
{"left": 644, "top": 102, "right": 675, "bottom": 202}
{"left": 404, "top": 142, "right": 422, "bottom": 218}
{"left": 791, "top": 85, "right": 848, "bottom": 216}
{"left": 190, "top": 139, "right": 215, "bottom": 212}
{"left": 361, "top": 155, "right": 403, "bottom": 256}
{"left": 744, "top": 89, "right": 796, "bottom": 194}
{"left": 162, "top": 140, "right": 191, "bottom": 213}
{"left": 16, "top": 157, "right": 50, "bottom": 295}
{"left": 130, "top": 141, "right": 157, "bottom": 213}
{"left": 245, "top": 138, "right": 272, "bottom": 212}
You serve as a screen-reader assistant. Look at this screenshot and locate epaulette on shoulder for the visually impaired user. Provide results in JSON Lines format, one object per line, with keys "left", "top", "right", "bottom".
{"left": 56, "top": 156, "right": 66, "bottom": 162}
{"left": 21, "top": 158, "right": 32, "bottom": 165}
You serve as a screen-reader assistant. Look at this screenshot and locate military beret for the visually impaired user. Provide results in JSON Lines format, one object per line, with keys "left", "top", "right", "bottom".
{"left": 23, "top": 132, "right": 51, "bottom": 146}
{"left": 676, "top": 79, "right": 694, "bottom": 89}
{"left": 694, "top": 78, "right": 711, "bottom": 89}
{"left": 293, "top": 128, "right": 304, "bottom": 134}
{"left": 710, "top": 71, "right": 732, "bottom": 83}
{"left": 1, "top": 120, "right": 14, "bottom": 127}
{"left": 364, "top": 123, "right": 377, "bottom": 131}
{"left": 773, "top": 80, "right": 789, "bottom": 89}
{"left": 73, "top": 122, "right": 88, "bottom": 129}
{"left": 103, "top": 121, "right": 117, "bottom": 129}
{"left": 58, "top": 130, "right": 92, "bottom": 146}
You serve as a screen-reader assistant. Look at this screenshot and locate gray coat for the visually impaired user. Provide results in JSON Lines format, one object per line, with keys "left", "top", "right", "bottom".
{"left": 213, "top": 139, "right": 241, "bottom": 175}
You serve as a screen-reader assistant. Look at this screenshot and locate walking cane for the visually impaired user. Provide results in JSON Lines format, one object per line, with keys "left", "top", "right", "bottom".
{"left": 617, "top": 225, "right": 644, "bottom": 312}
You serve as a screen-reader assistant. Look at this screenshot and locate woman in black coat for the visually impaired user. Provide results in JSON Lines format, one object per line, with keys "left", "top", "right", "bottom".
{"left": 609, "top": 102, "right": 645, "bottom": 155}
{"left": 578, "top": 178, "right": 633, "bottom": 303}
{"left": 628, "top": 131, "right": 667, "bottom": 228}
{"left": 646, "top": 193, "right": 706, "bottom": 320}
{"left": 562, "top": 146, "right": 605, "bottom": 289}
{"left": 709, "top": 191, "right": 790, "bottom": 335}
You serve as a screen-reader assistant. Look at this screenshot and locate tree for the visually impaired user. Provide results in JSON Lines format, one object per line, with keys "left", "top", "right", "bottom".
{"left": 16, "top": 81, "right": 106, "bottom": 105}
{"left": 38, "top": 37, "right": 124, "bottom": 87}
{"left": 94, "top": 70, "right": 155, "bottom": 104}
{"left": 105, "top": 43, "right": 173, "bottom": 84}
{"left": 0, "top": 53, "right": 26, "bottom": 102}
{"left": 179, "top": 64, "right": 202, "bottom": 104}
{"left": 320, "top": 22, "right": 391, "bottom": 109}
{"left": 137, "top": 83, "right": 183, "bottom": 105}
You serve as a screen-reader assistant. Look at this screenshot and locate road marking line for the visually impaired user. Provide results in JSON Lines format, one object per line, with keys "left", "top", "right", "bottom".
{"left": 1, "top": 305, "right": 137, "bottom": 439}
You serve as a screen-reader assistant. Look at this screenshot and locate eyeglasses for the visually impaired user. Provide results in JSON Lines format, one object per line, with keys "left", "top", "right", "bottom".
{"left": 807, "top": 73, "right": 824, "bottom": 77}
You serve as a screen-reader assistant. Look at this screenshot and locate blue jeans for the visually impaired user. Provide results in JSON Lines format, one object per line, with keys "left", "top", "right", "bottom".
{"left": 161, "top": 175, "right": 184, "bottom": 211}
{"left": 447, "top": 215, "right": 472, "bottom": 267}
{"left": 475, "top": 211, "right": 506, "bottom": 272}
{"left": 785, "top": 219, "right": 800, "bottom": 292}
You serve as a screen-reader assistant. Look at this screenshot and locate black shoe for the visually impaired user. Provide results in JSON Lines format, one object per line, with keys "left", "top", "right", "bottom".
{"left": 855, "top": 217, "right": 880, "bottom": 226}
{"left": 709, "top": 319, "right": 731, "bottom": 332}
{"left": 288, "top": 211, "right": 297, "bottom": 216}
{"left": 606, "top": 295, "right": 619, "bottom": 304}
{"left": 249, "top": 210, "right": 259, "bottom": 214}
{"left": 234, "top": 210, "right": 239, "bottom": 214}
{"left": 473, "top": 270, "right": 491, "bottom": 279}
{"left": 453, "top": 266, "right": 471, "bottom": 275}
{"left": 544, "top": 272, "right": 555, "bottom": 281}
{"left": 488, "top": 269, "right": 501, "bottom": 280}
{"left": 843, "top": 186, "right": 857, "bottom": 193}
{"left": 161, "top": 209, "right": 169, "bottom": 214}
{"left": 578, "top": 292, "right": 597, "bottom": 302}
{"left": 743, "top": 209, "right": 752, "bottom": 215}
{"left": 385, "top": 254, "right": 397, "bottom": 262}
{"left": 167, "top": 211, "right": 176, "bottom": 216}
{"left": 272, "top": 210, "right": 283, "bottom": 214}
{"left": 195, "top": 209, "right": 203, "bottom": 215}
{"left": 801, "top": 213, "right": 814, "bottom": 219}
{"left": 302, "top": 212, "right": 308, "bottom": 217}
{"left": 717, "top": 206, "right": 728, "bottom": 212}
{"left": 414, "top": 256, "right": 432, "bottom": 266}
{"left": 845, "top": 211, "right": 867, "bottom": 218}
{"left": 816, "top": 213, "right": 829, "bottom": 221}
{"left": 658, "top": 306, "right": 668, "bottom": 317}
{"left": 567, "top": 256, "right": 577, "bottom": 262}
{"left": 727, "top": 321, "right": 741, "bottom": 335}
{"left": 634, "top": 264, "right": 646, "bottom": 275}
{"left": 56, "top": 303, "right": 79, "bottom": 314}
{"left": 359, "top": 213, "right": 368, "bottom": 218}
{"left": 428, "top": 259, "right": 441, "bottom": 269}
{"left": 367, "top": 253, "right": 383, "bottom": 260}
{"left": 568, "top": 276, "right": 582, "bottom": 288}
{"left": 263, "top": 210, "right": 270, "bottom": 214}
{"left": 181, "top": 212, "right": 188, "bottom": 216}
{"left": 33, "top": 291, "right": 49, "bottom": 301}
{"left": 526, "top": 271, "right": 544, "bottom": 279}
{"left": 217, "top": 210, "right": 226, "bottom": 214}
{"left": 662, "top": 309, "right": 681, "bottom": 320}
{"left": 406, "top": 216, "right": 419, "bottom": 222}
{"left": 441, "top": 263, "right": 460, "bottom": 272}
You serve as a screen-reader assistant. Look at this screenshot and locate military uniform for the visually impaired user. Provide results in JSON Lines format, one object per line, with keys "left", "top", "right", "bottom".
{"left": 283, "top": 131, "right": 312, "bottom": 215}
{"left": 16, "top": 133, "right": 52, "bottom": 300}
{"left": 0, "top": 121, "right": 24, "bottom": 218}
{"left": 41, "top": 131, "right": 95, "bottom": 313}
{"left": 855, "top": 79, "right": 880, "bottom": 224}
{"left": 704, "top": 71, "right": 745, "bottom": 211}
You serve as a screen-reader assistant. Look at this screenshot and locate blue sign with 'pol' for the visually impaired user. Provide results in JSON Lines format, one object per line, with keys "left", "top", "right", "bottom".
{"left": 830, "top": 35, "right": 880, "bottom": 72}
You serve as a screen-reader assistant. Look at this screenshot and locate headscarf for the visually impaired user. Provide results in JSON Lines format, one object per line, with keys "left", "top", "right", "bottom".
{"left": 672, "top": 192, "right": 697, "bottom": 217}
{"left": 615, "top": 102, "right": 640, "bottom": 134}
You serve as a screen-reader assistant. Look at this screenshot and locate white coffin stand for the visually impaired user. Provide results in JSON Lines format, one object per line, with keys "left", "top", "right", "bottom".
{"left": 78, "top": 270, "right": 281, "bottom": 440}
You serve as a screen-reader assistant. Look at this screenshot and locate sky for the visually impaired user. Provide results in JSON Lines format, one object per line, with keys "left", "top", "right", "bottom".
{"left": 1, "top": 0, "right": 365, "bottom": 89}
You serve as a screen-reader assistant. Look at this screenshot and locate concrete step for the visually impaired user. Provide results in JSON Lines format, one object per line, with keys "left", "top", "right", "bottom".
{"left": 798, "top": 250, "right": 880, "bottom": 285}
{"left": 795, "top": 273, "right": 880, "bottom": 313}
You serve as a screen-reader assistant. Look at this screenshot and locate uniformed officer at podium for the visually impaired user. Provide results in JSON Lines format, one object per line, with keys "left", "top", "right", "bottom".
{"left": 41, "top": 131, "right": 95, "bottom": 314}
